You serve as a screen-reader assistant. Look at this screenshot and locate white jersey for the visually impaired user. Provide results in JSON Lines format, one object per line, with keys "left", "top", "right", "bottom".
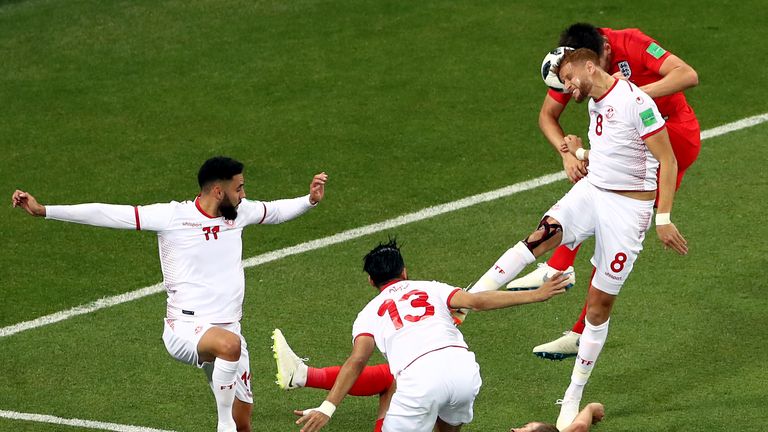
{"left": 46, "top": 195, "right": 315, "bottom": 323}
{"left": 352, "top": 279, "right": 468, "bottom": 376}
{"left": 586, "top": 79, "right": 666, "bottom": 191}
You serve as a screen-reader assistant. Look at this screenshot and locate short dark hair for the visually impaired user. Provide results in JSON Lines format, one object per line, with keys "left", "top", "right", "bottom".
{"left": 197, "top": 157, "right": 244, "bottom": 189}
{"left": 363, "top": 239, "right": 405, "bottom": 287}
{"left": 558, "top": 23, "right": 604, "bottom": 58}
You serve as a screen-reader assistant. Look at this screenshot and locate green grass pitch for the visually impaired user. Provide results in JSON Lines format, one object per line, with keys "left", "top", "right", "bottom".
{"left": 1, "top": 0, "right": 767, "bottom": 431}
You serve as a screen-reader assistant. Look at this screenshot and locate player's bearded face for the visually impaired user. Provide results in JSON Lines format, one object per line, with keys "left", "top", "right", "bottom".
{"left": 219, "top": 191, "right": 239, "bottom": 220}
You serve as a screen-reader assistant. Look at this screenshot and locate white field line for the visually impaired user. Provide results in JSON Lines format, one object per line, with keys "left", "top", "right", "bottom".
{"left": 0, "top": 410, "right": 178, "bottom": 432}
{"left": 1, "top": 113, "right": 766, "bottom": 340}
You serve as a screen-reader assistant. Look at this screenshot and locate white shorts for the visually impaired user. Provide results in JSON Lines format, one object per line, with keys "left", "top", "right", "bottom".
{"left": 162, "top": 320, "right": 253, "bottom": 404}
{"left": 383, "top": 347, "right": 481, "bottom": 432}
{"left": 546, "top": 180, "right": 654, "bottom": 295}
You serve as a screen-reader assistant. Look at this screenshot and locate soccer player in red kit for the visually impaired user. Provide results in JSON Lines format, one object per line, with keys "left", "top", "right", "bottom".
{"left": 506, "top": 23, "right": 701, "bottom": 360}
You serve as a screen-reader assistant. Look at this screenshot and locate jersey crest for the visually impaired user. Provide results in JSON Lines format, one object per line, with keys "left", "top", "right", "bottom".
{"left": 617, "top": 60, "right": 632, "bottom": 79}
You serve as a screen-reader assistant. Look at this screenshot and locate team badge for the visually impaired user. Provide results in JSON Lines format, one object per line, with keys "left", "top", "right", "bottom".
{"left": 635, "top": 96, "right": 644, "bottom": 105}
{"left": 605, "top": 106, "right": 615, "bottom": 119}
{"left": 617, "top": 61, "right": 632, "bottom": 79}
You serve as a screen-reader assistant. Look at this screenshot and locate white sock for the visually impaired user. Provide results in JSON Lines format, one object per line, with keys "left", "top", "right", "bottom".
{"left": 565, "top": 318, "right": 609, "bottom": 401}
{"left": 294, "top": 363, "right": 308, "bottom": 387}
{"left": 471, "top": 242, "right": 536, "bottom": 292}
{"left": 211, "top": 358, "right": 239, "bottom": 430}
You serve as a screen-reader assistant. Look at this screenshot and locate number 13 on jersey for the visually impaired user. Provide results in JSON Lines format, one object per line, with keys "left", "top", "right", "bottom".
{"left": 378, "top": 290, "right": 435, "bottom": 330}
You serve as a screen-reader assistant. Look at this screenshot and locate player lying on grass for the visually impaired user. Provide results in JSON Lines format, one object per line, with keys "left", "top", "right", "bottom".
{"left": 277, "top": 239, "right": 570, "bottom": 432}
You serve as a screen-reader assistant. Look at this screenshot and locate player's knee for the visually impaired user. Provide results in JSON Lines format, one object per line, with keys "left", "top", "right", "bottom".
{"left": 218, "top": 334, "right": 242, "bottom": 360}
{"left": 523, "top": 216, "right": 562, "bottom": 251}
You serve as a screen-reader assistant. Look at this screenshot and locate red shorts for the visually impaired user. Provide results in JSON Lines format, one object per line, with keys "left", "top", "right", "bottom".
{"left": 665, "top": 117, "right": 701, "bottom": 190}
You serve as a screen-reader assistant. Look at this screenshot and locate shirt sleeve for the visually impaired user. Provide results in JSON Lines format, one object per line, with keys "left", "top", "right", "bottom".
{"left": 237, "top": 195, "right": 315, "bottom": 226}
{"left": 547, "top": 88, "right": 571, "bottom": 105}
{"left": 629, "top": 87, "right": 667, "bottom": 140}
{"left": 429, "top": 281, "right": 463, "bottom": 309}
{"left": 352, "top": 307, "right": 375, "bottom": 344}
{"left": 135, "top": 202, "right": 177, "bottom": 231}
{"left": 46, "top": 203, "right": 142, "bottom": 230}
{"left": 625, "top": 29, "right": 672, "bottom": 74}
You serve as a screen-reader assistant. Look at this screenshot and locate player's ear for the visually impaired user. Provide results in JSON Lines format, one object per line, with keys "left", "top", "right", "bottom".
{"left": 367, "top": 275, "right": 376, "bottom": 288}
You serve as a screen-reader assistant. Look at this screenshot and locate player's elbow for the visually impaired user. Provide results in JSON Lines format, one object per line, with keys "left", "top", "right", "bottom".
{"left": 686, "top": 67, "right": 699, "bottom": 89}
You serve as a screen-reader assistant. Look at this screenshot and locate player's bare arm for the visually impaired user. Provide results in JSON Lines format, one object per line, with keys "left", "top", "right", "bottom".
{"left": 294, "top": 335, "right": 375, "bottom": 432}
{"left": 309, "top": 172, "right": 328, "bottom": 205}
{"left": 451, "top": 273, "right": 569, "bottom": 311}
{"left": 644, "top": 129, "right": 688, "bottom": 255}
{"left": 561, "top": 402, "right": 605, "bottom": 432}
{"left": 640, "top": 54, "right": 699, "bottom": 99}
{"left": 11, "top": 190, "right": 46, "bottom": 217}
{"left": 539, "top": 95, "right": 588, "bottom": 183}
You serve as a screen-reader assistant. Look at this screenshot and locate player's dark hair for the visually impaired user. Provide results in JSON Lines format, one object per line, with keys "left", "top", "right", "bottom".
{"left": 197, "top": 156, "right": 244, "bottom": 189}
{"left": 363, "top": 239, "right": 405, "bottom": 287}
{"left": 558, "top": 23, "right": 604, "bottom": 57}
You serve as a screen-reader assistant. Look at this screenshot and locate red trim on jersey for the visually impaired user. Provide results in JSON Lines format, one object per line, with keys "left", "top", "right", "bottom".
{"left": 641, "top": 125, "right": 666, "bottom": 140}
{"left": 402, "top": 345, "right": 468, "bottom": 372}
{"left": 134, "top": 206, "right": 141, "bottom": 230}
{"left": 353, "top": 333, "right": 374, "bottom": 343}
{"left": 194, "top": 196, "right": 216, "bottom": 219}
{"left": 594, "top": 78, "right": 619, "bottom": 103}
{"left": 378, "top": 279, "right": 403, "bottom": 292}
{"left": 258, "top": 202, "right": 267, "bottom": 224}
{"left": 446, "top": 288, "right": 462, "bottom": 308}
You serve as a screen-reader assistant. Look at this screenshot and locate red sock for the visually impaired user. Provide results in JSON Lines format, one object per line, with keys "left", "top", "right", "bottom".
{"left": 306, "top": 364, "right": 394, "bottom": 396}
{"left": 547, "top": 244, "right": 581, "bottom": 270}
{"left": 373, "top": 418, "right": 384, "bottom": 432}
{"left": 570, "top": 267, "right": 597, "bottom": 334}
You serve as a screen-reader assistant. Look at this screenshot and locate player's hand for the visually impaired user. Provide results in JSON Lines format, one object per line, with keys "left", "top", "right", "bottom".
{"left": 294, "top": 408, "right": 330, "bottom": 432}
{"left": 587, "top": 402, "right": 606, "bottom": 424}
{"left": 11, "top": 190, "right": 46, "bottom": 217}
{"left": 656, "top": 223, "right": 688, "bottom": 255}
{"left": 561, "top": 153, "right": 588, "bottom": 183}
{"left": 309, "top": 172, "right": 328, "bottom": 205}
{"left": 451, "top": 308, "right": 468, "bottom": 326}
{"left": 561, "top": 134, "right": 583, "bottom": 154}
{"left": 533, "top": 272, "right": 570, "bottom": 301}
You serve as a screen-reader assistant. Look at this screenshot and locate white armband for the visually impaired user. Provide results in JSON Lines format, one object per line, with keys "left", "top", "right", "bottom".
{"left": 655, "top": 213, "right": 671, "bottom": 226}
{"left": 575, "top": 148, "right": 587, "bottom": 161}
{"left": 316, "top": 401, "right": 336, "bottom": 418}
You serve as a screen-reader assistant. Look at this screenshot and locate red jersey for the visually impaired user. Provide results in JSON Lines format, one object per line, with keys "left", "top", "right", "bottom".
{"left": 548, "top": 28, "right": 696, "bottom": 124}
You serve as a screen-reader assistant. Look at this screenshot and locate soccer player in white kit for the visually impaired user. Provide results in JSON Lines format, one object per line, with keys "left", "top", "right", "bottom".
{"left": 455, "top": 48, "right": 688, "bottom": 430}
{"left": 11, "top": 156, "right": 328, "bottom": 432}
{"left": 293, "top": 240, "right": 571, "bottom": 432}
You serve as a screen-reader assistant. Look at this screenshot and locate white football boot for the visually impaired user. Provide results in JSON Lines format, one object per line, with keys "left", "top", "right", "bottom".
{"left": 532, "top": 331, "right": 581, "bottom": 361}
{"left": 271, "top": 329, "right": 308, "bottom": 390}
{"left": 506, "top": 263, "right": 575, "bottom": 291}
{"left": 556, "top": 398, "right": 581, "bottom": 431}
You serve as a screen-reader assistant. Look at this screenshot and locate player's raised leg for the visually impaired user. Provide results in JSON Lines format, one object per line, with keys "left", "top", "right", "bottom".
{"left": 472, "top": 216, "right": 565, "bottom": 293}
{"left": 272, "top": 329, "right": 394, "bottom": 396}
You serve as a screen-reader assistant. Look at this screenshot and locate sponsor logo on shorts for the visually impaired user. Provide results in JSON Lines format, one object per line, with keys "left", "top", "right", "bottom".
{"left": 604, "top": 271, "right": 623, "bottom": 281}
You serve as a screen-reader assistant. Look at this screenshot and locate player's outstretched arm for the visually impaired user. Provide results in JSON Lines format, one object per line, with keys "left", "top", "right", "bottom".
{"left": 645, "top": 129, "right": 688, "bottom": 255}
{"left": 294, "top": 335, "right": 374, "bottom": 432}
{"left": 11, "top": 190, "right": 46, "bottom": 217}
{"left": 450, "top": 273, "right": 570, "bottom": 312}
{"left": 561, "top": 402, "right": 605, "bottom": 432}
